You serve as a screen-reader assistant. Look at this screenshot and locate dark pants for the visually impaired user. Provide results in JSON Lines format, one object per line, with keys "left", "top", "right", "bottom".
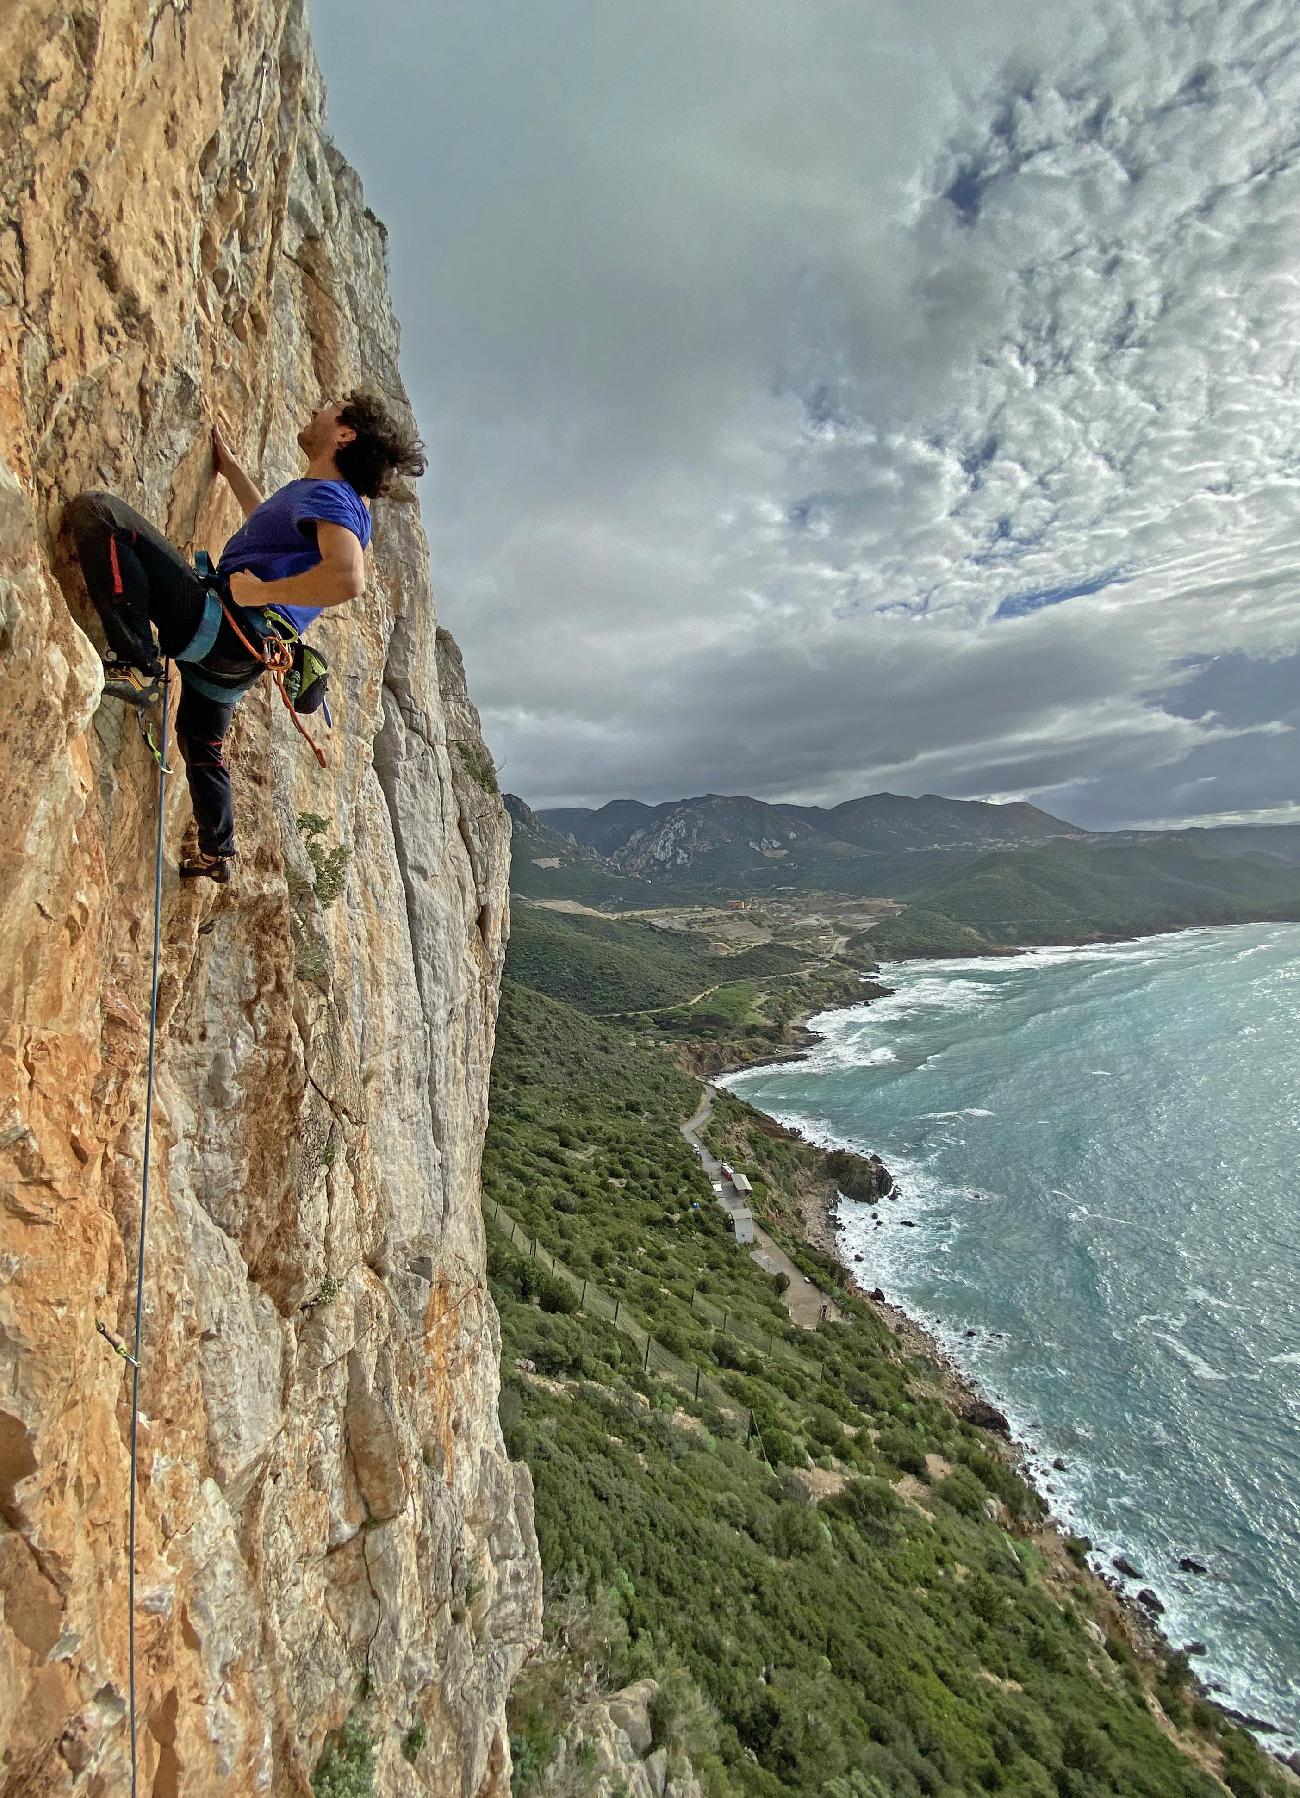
{"left": 64, "top": 490, "right": 256, "bottom": 859}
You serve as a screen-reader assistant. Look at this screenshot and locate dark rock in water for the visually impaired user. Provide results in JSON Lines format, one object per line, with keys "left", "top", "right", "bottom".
{"left": 901, "top": 1219, "right": 916, "bottom": 1227}
{"left": 1136, "top": 1588, "right": 1165, "bottom": 1615}
{"left": 961, "top": 1399, "right": 1011, "bottom": 1438}
{"left": 825, "top": 1147, "right": 894, "bottom": 1203}
{"left": 869, "top": 1287, "right": 886, "bottom": 1303}
{"left": 1184, "top": 1641, "right": 1208, "bottom": 1657}
{"left": 1112, "top": 1555, "right": 1142, "bottom": 1580}
{"left": 853, "top": 1253, "right": 864, "bottom": 1262}
{"left": 1053, "top": 1457, "right": 1067, "bottom": 1471}
{"left": 964, "top": 1328, "right": 977, "bottom": 1338}
{"left": 1218, "top": 1707, "right": 1279, "bottom": 1734}
{"left": 1285, "top": 1751, "right": 1300, "bottom": 1774}
{"left": 1178, "top": 1556, "right": 1208, "bottom": 1575}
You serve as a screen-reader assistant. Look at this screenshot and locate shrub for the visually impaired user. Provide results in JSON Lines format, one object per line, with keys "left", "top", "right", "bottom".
{"left": 296, "top": 811, "right": 351, "bottom": 907}
{"left": 312, "top": 1716, "right": 374, "bottom": 1797}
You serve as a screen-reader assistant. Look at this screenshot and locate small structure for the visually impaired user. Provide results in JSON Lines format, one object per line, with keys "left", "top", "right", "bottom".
{"left": 730, "top": 1171, "right": 753, "bottom": 1197}
{"left": 730, "top": 1209, "right": 755, "bottom": 1245}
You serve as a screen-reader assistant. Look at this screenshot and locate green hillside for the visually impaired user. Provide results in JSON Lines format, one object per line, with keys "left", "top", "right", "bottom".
{"left": 505, "top": 903, "right": 721, "bottom": 1012}
{"left": 485, "top": 980, "right": 1285, "bottom": 1797}
{"left": 855, "top": 840, "right": 1300, "bottom": 957}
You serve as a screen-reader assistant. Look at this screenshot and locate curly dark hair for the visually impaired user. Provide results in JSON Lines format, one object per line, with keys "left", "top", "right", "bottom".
{"left": 335, "top": 389, "right": 427, "bottom": 499}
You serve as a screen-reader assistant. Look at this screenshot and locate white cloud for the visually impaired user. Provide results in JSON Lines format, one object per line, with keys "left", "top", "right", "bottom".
{"left": 310, "top": 0, "right": 1300, "bottom": 825}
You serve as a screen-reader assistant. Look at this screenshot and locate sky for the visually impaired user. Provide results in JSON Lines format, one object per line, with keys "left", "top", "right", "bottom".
{"left": 308, "top": 0, "right": 1300, "bottom": 829}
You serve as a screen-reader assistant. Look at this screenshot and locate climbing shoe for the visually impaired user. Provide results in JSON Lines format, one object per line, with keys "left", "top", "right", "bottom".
{"left": 101, "top": 661, "right": 163, "bottom": 707}
{"left": 179, "top": 849, "right": 233, "bottom": 885}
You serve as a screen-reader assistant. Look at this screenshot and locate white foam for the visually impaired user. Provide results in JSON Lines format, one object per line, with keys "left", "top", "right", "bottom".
{"left": 1268, "top": 1350, "right": 1300, "bottom": 1368}
{"left": 1152, "top": 1332, "right": 1228, "bottom": 1382}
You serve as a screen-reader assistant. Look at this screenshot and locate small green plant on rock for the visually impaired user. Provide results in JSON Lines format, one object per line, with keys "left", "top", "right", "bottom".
{"left": 312, "top": 1715, "right": 374, "bottom": 1798}
{"left": 455, "top": 738, "right": 498, "bottom": 795}
{"left": 303, "top": 1274, "right": 341, "bottom": 1316}
{"left": 296, "top": 811, "right": 352, "bottom": 907}
{"left": 402, "top": 1720, "right": 427, "bottom": 1764}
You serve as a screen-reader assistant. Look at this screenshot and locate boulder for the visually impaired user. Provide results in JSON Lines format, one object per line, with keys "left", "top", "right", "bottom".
{"left": 960, "top": 1399, "right": 1011, "bottom": 1438}
{"left": 1178, "top": 1556, "right": 1208, "bottom": 1575}
{"left": 1136, "top": 1589, "right": 1165, "bottom": 1615}
{"left": 1112, "top": 1555, "right": 1142, "bottom": 1580}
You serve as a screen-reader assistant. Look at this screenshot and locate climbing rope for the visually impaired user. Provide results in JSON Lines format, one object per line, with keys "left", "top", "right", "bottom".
{"left": 218, "top": 597, "right": 328, "bottom": 768}
{"left": 125, "top": 666, "right": 170, "bottom": 1796}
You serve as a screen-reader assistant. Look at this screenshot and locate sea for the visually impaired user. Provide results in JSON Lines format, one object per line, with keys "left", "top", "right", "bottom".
{"left": 718, "top": 922, "right": 1300, "bottom": 1751}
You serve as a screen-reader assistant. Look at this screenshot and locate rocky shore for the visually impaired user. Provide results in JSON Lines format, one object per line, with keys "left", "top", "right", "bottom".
{"left": 709, "top": 981, "right": 1300, "bottom": 1779}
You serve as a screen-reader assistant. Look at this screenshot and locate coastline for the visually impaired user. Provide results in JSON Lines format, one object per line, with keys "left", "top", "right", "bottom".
{"left": 704, "top": 937, "right": 1300, "bottom": 1769}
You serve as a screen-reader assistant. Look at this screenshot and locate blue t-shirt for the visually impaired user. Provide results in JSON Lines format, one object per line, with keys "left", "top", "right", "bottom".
{"left": 219, "top": 477, "right": 371, "bottom": 632}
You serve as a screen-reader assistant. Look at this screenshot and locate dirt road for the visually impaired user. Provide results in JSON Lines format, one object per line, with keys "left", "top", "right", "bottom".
{"left": 681, "top": 1086, "right": 840, "bottom": 1330}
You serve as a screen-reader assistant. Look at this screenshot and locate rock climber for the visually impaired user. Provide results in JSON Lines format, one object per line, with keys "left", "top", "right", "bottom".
{"left": 63, "top": 391, "right": 426, "bottom": 882}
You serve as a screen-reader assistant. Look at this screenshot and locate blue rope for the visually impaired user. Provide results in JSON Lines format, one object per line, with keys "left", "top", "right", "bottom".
{"left": 127, "top": 663, "right": 170, "bottom": 1796}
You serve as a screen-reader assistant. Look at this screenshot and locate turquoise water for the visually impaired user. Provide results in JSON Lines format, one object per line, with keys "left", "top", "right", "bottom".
{"left": 720, "top": 923, "right": 1300, "bottom": 1749}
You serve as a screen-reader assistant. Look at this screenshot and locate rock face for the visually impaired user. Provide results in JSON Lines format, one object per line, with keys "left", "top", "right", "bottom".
{"left": 538, "top": 1681, "right": 705, "bottom": 1798}
{"left": 0, "top": 4, "right": 541, "bottom": 1793}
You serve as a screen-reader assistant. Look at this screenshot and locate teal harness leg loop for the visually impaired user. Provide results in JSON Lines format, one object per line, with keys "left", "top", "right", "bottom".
{"left": 174, "top": 587, "right": 223, "bottom": 666}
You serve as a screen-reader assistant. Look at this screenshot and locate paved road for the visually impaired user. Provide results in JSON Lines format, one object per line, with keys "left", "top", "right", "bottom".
{"left": 681, "top": 1085, "right": 839, "bottom": 1331}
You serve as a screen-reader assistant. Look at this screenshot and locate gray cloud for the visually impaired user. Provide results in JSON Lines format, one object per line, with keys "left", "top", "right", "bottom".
{"left": 309, "top": 0, "right": 1300, "bottom": 826}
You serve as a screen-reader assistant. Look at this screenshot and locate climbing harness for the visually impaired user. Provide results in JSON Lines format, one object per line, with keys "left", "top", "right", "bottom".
{"left": 94, "top": 664, "right": 171, "bottom": 1798}
{"left": 217, "top": 598, "right": 327, "bottom": 766}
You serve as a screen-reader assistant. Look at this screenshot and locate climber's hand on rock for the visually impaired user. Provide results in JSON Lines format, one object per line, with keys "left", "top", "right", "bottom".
{"left": 212, "top": 415, "right": 239, "bottom": 478}
{"left": 228, "top": 569, "right": 265, "bottom": 607}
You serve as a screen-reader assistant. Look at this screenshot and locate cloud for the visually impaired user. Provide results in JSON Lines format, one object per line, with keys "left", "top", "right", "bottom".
{"left": 309, "top": 0, "right": 1300, "bottom": 827}
{"left": 993, "top": 570, "right": 1130, "bottom": 619}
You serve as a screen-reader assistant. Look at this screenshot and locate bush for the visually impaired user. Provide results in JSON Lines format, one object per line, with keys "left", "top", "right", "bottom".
{"left": 312, "top": 1716, "right": 374, "bottom": 1797}
{"left": 296, "top": 811, "right": 351, "bottom": 908}
{"left": 537, "top": 1273, "right": 580, "bottom": 1315}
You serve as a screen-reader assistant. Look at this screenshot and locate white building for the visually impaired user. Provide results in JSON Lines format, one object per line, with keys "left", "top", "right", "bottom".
{"left": 731, "top": 1209, "right": 755, "bottom": 1245}
{"left": 731, "top": 1171, "right": 753, "bottom": 1196}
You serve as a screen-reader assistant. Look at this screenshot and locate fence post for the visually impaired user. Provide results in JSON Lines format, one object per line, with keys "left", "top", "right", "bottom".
{"left": 614, "top": 1299, "right": 620, "bottom": 1324}
{"left": 694, "top": 1366, "right": 701, "bottom": 1401}
{"left": 722, "top": 1310, "right": 729, "bottom": 1334}
{"left": 530, "top": 1237, "right": 536, "bottom": 1258}
{"left": 510, "top": 1220, "right": 516, "bottom": 1243}
{"left": 643, "top": 1338, "right": 651, "bottom": 1372}
{"left": 581, "top": 1280, "right": 587, "bottom": 1309}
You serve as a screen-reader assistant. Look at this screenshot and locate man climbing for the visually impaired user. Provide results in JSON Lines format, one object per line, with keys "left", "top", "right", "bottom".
{"left": 63, "top": 391, "right": 426, "bottom": 881}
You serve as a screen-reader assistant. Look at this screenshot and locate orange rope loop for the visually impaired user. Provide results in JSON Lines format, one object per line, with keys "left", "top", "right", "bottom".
{"left": 220, "top": 599, "right": 327, "bottom": 769}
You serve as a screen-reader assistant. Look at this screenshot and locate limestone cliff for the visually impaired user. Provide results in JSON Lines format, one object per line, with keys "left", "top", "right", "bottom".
{"left": 0, "top": 3, "right": 541, "bottom": 1792}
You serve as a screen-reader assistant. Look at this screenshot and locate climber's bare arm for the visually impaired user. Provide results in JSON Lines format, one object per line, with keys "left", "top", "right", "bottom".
{"left": 228, "top": 523, "right": 366, "bottom": 610}
{"left": 211, "top": 416, "right": 265, "bottom": 520}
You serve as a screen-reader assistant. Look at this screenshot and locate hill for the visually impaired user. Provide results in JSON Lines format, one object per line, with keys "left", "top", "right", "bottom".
{"left": 485, "top": 977, "right": 1288, "bottom": 1797}
{"left": 514, "top": 791, "right": 1300, "bottom": 945}
{"left": 532, "top": 790, "right": 1080, "bottom": 899}
{"left": 504, "top": 793, "right": 651, "bottom": 903}
{"left": 787, "top": 791, "right": 1082, "bottom": 853}
{"left": 853, "top": 838, "right": 1300, "bottom": 957}
{"left": 506, "top": 899, "right": 876, "bottom": 1067}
